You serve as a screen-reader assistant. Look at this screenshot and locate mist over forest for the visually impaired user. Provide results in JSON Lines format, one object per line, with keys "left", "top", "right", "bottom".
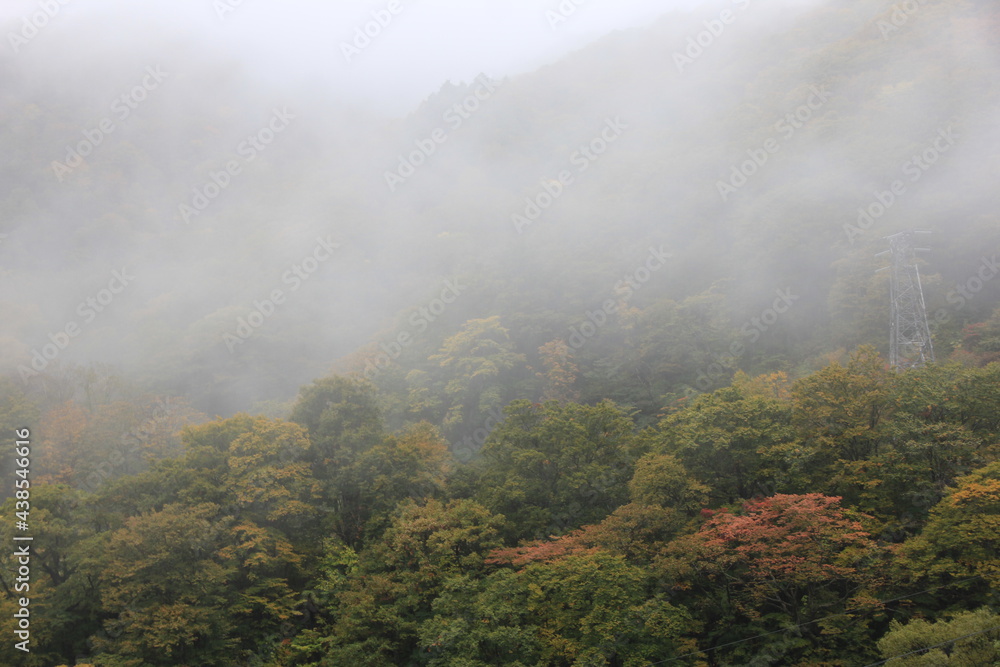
{"left": 1, "top": 0, "right": 995, "bottom": 420}
{"left": 1, "top": 0, "right": 1000, "bottom": 665}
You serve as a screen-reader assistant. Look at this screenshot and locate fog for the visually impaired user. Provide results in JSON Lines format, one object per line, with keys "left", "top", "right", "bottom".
{"left": 0, "top": 0, "right": 692, "bottom": 114}
{"left": 1, "top": 0, "right": 998, "bottom": 419}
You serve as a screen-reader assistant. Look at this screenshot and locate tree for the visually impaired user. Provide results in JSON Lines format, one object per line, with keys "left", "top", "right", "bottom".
{"left": 789, "top": 346, "right": 895, "bottom": 498}
{"left": 486, "top": 503, "right": 688, "bottom": 570}
{"left": 732, "top": 370, "right": 793, "bottom": 401}
{"left": 890, "top": 363, "right": 972, "bottom": 426}
{"left": 420, "top": 552, "right": 694, "bottom": 666}
{"left": 312, "top": 499, "right": 506, "bottom": 666}
{"left": 224, "top": 416, "right": 321, "bottom": 536}
{"left": 648, "top": 380, "right": 794, "bottom": 503}
{"left": 536, "top": 339, "right": 580, "bottom": 403}
{"left": 956, "top": 307, "right": 1000, "bottom": 366}
{"left": 91, "top": 503, "right": 237, "bottom": 666}
{"left": 0, "top": 378, "right": 41, "bottom": 495}
{"left": 953, "top": 363, "right": 1000, "bottom": 434}
{"left": 786, "top": 361, "right": 996, "bottom": 535}
{"left": 828, "top": 253, "right": 891, "bottom": 352}
{"left": 877, "top": 607, "right": 1000, "bottom": 666}
{"left": 349, "top": 421, "right": 453, "bottom": 538}
{"left": 585, "top": 290, "right": 737, "bottom": 419}
{"left": 0, "top": 485, "right": 98, "bottom": 666}
{"left": 92, "top": 501, "right": 304, "bottom": 665}
{"left": 429, "top": 316, "right": 528, "bottom": 437}
{"left": 659, "top": 494, "right": 887, "bottom": 664}
{"left": 34, "top": 401, "right": 88, "bottom": 485}
{"left": 417, "top": 571, "right": 541, "bottom": 666}
{"left": 164, "top": 414, "right": 323, "bottom": 541}
{"left": 289, "top": 376, "right": 387, "bottom": 546}
{"left": 627, "top": 452, "right": 710, "bottom": 514}
{"left": 475, "top": 400, "right": 641, "bottom": 542}
{"left": 289, "top": 375, "right": 385, "bottom": 471}
{"left": 78, "top": 395, "right": 205, "bottom": 491}
{"left": 848, "top": 416, "right": 987, "bottom": 538}
{"left": 899, "top": 461, "right": 1000, "bottom": 593}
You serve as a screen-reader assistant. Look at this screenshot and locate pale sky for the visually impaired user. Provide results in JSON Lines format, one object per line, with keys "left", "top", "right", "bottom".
{"left": 1, "top": 0, "right": 698, "bottom": 113}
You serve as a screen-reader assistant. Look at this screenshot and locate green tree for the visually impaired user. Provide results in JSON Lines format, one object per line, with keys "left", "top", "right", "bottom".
{"left": 91, "top": 503, "right": 237, "bottom": 666}
{"left": 429, "top": 316, "right": 528, "bottom": 437}
{"left": 289, "top": 376, "right": 387, "bottom": 546}
{"left": 78, "top": 395, "right": 204, "bottom": 491}
{"left": 311, "top": 498, "right": 506, "bottom": 666}
{"left": 877, "top": 607, "right": 1000, "bottom": 666}
{"left": 418, "top": 571, "right": 541, "bottom": 666}
{"left": 627, "top": 452, "right": 710, "bottom": 513}
{"left": 92, "top": 501, "right": 303, "bottom": 666}
{"left": 0, "top": 378, "right": 41, "bottom": 495}
{"left": 789, "top": 346, "right": 895, "bottom": 499}
{"left": 899, "top": 461, "right": 1000, "bottom": 593}
{"left": 475, "top": 400, "right": 641, "bottom": 542}
{"left": 149, "top": 414, "right": 325, "bottom": 546}
{"left": 849, "top": 416, "right": 987, "bottom": 538}
{"left": 349, "top": 421, "right": 453, "bottom": 538}
{"left": 420, "top": 552, "right": 693, "bottom": 666}
{"left": 289, "top": 375, "right": 385, "bottom": 470}
{"left": 648, "top": 379, "right": 794, "bottom": 503}
{"left": 586, "top": 290, "right": 736, "bottom": 419}
{"left": 34, "top": 401, "right": 88, "bottom": 485}
{"left": 953, "top": 363, "right": 1000, "bottom": 434}
{"left": 0, "top": 485, "right": 97, "bottom": 666}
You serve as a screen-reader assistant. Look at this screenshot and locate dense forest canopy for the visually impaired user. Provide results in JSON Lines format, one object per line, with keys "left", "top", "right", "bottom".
{"left": 1, "top": 0, "right": 999, "bottom": 664}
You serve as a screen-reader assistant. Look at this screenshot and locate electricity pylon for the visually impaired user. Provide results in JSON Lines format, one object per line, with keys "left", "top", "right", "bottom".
{"left": 876, "top": 231, "right": 934, "bottom": 370}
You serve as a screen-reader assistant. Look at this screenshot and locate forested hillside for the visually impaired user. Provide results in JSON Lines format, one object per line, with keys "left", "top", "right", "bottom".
{"left": 1, "top": 0, "right": 1000, "bottom": 664}
{"left": 1, "top": 0, "right": 998, "bottom": 419}
{"left": 4, "top": 354, "right": 1000, "bottom": 665}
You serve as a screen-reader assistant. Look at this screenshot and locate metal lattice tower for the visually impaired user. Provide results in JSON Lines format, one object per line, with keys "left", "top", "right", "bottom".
{"left": 876, "top": 231, "right": 934, "bottom": 370}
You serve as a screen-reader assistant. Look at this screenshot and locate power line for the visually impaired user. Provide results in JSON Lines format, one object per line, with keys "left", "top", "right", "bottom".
{"left": 862, "top": 624, "right": 1000, "bottom": 666}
